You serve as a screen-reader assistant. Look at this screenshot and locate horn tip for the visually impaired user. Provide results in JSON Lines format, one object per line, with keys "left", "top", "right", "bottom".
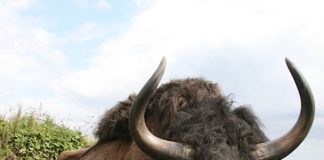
{"left": 158, "top": 56, "right": 167, "bottom": 72}
{"left": 161, "top": 56, "right": 167, "bottom": 64}
{"left": 285, "top": 57, "right": 295, "bottom": 71}
{"left": 285, "top": 57, "right": 292, "bottom": 65}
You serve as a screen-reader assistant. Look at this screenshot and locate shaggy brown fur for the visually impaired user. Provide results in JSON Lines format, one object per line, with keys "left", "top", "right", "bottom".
{"left": 162, "top": 97, "right": 268, "bottom": 160}
{"left": 95, "top": 78, "right": 221, "bottom": 141}
{"left": 59, "top": 78, "right": 268, "bottom": 160}
{"left": 95, "top": 94, "right": 136, "bottom": 142}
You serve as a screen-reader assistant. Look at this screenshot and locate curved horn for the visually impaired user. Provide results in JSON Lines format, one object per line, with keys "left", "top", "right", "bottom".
{"left": 129, "top": 57, "right": 193, "bottom": 160}
{"left": 250, "top": 58, "right": 315, "bottom": 160}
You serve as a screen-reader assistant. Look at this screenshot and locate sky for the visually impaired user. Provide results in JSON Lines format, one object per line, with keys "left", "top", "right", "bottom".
{"left": 0, "top": 0, "right": 323, "bottom": 159}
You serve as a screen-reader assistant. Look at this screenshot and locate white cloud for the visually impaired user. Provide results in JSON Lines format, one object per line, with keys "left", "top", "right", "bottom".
{"left": 59, "top": 23, "right": 104, "bottom": 44}
{"left": 0, "top": 0, "right": 70, "bottom": 113}
{"left": 85, "top": 0, "right": 324, "bottom": 74}
{"left": 0, "top": 27, "right": 68, "bottom": 93}
{"left": 60, "top": 53, "right": 161, "bottom": 99}
{"left": 95, "top": 0, "right": 111, "bottom": 9}
{"left": 65, "top": 0, "right": 324, "bottom": 103}
{"left": 0, "top": 0, "right": 33, "bottom": 17}
{"left": 73, "top": 0, "right": 111, "bottom": 10}
{"left": 0, "top": 54, "right": 37, "bottom": 76}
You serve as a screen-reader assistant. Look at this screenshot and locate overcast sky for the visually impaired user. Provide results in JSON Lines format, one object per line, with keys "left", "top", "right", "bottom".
{"left": 0, "top": 0, "right": 323, "bottom": 159}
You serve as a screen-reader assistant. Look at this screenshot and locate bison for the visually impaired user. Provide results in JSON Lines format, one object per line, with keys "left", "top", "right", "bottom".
{"left": 58, "top": 57, "right": 314, "bottom": 160}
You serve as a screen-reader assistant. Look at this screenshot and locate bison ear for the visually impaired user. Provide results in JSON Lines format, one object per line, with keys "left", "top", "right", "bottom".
{"left": 233, "top": 106, "right": 269, "bottom": 142}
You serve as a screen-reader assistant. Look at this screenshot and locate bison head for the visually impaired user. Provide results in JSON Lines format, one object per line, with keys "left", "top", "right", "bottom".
{"left": 129, "top": 57, "right": 314, "bottom": 160}
{"left": 60, "top": 57, "right": 314, "bottom": 160}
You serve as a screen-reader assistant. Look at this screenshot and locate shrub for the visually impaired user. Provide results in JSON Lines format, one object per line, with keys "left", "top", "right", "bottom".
{"left": 0, "top": 107, "right": 87, "bottom": 160}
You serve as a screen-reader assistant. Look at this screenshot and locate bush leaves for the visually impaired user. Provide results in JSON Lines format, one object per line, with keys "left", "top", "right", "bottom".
{"left": 0, "top": 108, "right": 87, "bottom": 159}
